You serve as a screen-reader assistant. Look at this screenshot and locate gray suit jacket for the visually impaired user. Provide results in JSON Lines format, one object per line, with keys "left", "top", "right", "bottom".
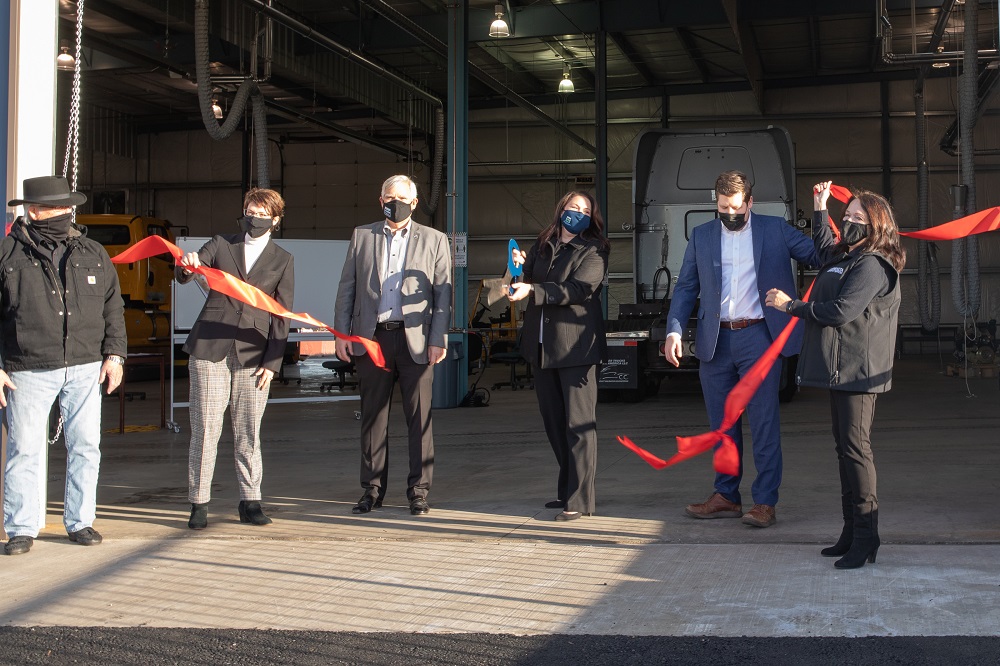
{"left": 334, "top": 220, "right": 452, "bottom": 363}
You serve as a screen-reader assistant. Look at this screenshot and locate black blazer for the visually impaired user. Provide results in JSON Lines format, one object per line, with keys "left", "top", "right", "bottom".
{"left": 519, "top": 235, "right": 609, "bottom": 369}
{"left": 176, "top": 234, "right": 295, "bottom": 372}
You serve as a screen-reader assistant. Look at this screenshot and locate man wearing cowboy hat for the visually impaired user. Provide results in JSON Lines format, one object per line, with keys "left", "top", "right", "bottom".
{"left": 1, "top": 176, "right": 126, "bottom": 555}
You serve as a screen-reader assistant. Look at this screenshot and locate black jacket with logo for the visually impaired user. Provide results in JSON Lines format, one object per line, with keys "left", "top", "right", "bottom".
{"left": 519, "top": 234, "right": 609, "bottom": 369}
{"left": 789, "top": 212, "right": 901, "bottom": 393}
{"left": 0, "top": 218, "right": 127, "bottom": 372}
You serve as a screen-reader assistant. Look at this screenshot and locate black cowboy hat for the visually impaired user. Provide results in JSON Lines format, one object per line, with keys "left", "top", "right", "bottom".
{"left": 7, "top": 176, "right": 87, "bottom": 207}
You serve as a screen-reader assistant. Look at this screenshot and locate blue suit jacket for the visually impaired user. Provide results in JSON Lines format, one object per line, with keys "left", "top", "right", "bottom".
{"left": 666, "top": 213, "right": 819, "bottom": 362}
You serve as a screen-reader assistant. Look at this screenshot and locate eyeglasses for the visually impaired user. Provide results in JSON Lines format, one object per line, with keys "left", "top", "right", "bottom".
{"left": 244, "top": 209, "right": 274, "bottom": 219}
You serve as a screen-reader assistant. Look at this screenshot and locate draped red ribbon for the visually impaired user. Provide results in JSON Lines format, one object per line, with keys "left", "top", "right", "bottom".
{"left": 112, "top": 236, "right": 386, "bottom": 368}
{"left": 617, "top": 181, "right": 1000, "bottom": 474}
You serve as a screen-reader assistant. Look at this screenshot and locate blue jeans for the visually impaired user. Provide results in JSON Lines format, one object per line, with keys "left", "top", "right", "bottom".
{"left": 4, "top": 362, "right": 103, "bottom": 537}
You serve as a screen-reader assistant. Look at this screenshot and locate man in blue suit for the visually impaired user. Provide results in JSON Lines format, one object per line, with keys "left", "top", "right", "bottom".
{"left": 664, "top": 170, "right": 818, "bottom": 528}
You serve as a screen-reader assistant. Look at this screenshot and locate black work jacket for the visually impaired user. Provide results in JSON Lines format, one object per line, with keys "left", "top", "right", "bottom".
{"left": 789, "top": 213, "right": 901, "bottom": 393}
{"left": 0, "top": 218, "right": 126, "bottom": 372}
{"left": 519, "top": 234, "right": 609, "bottom": 369}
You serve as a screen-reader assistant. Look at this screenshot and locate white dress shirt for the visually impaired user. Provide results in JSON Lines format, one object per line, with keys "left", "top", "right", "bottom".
{"left": 720, "top": 212, "right": 763, "bottom": 322}
{"left": 378, "top": 221, "right": 410, "bottom": 323}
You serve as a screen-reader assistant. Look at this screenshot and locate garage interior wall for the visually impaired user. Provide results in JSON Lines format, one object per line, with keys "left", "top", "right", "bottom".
{"left": 72, "top": 75, "right": 1000, "bottom": 329}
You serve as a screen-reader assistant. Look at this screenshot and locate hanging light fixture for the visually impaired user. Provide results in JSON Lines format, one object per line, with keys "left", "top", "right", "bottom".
{"left": 211, "top": 98, "right": 224, "bottom": 119}
{"left": 489, "top": 4, "right": 510, "bottom": 38}
{"left": 56, "top": 42, "right": 75, "bottom": 71}
{"left": 558, "top": 62, "right": 574, "bottom": 94}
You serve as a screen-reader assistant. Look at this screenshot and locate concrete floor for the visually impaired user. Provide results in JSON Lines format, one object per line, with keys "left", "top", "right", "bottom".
{"left": 1, "top": 354, "right": 999, "bottom": 637}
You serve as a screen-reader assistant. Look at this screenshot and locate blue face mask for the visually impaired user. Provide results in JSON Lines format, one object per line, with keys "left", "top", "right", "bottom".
{"left": 561, "top": 209, "right": 591, "bottom": 235}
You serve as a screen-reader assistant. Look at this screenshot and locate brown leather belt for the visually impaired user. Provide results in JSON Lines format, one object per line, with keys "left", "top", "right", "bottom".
{"left": 376, "top": 320, "right": 404, "bottom": 331}
{"left": 720, "top": 318, "right": 764, "bottom": 330}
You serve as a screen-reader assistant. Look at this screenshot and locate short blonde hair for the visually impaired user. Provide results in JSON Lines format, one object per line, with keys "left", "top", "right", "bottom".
{"left": 381, "top": 175, "right": 418, "bottom": 201}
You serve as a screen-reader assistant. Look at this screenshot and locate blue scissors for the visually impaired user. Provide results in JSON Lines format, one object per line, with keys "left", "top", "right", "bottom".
{"left": 507, "top": 238, "right": 522, "bottom": 296}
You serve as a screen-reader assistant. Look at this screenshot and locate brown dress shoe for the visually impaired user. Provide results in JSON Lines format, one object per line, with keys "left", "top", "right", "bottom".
{"left": 685, "top": 492, "right": 742, "bottom": 519}
{"left": 742, "top": 504, "right": 776, "bottom": 527}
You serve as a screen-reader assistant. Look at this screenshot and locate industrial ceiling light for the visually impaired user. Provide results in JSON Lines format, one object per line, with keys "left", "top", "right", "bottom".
{"left": 558, "top": 62, "right": 574, "bottom": 93}
{"left": 931, "top": 45, "right": 950, "bottom": 68}
{"left": 211, "top": 98, "right": 224, "bottom": 119}
{"left": 489, "top": 4, "right": 510, "bottom": 38}
{"left": 56, "top": 43, "right": 75, "bottom": 71}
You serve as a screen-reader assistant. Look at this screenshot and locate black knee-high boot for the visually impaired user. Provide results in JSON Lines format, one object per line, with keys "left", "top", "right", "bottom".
{"left": 821, "top": 491, "right": 854, "bottom": 557}
{"left": 835, "top": 505, "right": 879, "bottom": 569}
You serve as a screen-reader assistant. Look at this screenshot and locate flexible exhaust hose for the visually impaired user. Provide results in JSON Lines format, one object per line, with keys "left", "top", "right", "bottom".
{"left": 953, "top": 0, "right": 981, "bottom": 318}
{"left": 194, "top": 0, "right": 270, "bottom": 187}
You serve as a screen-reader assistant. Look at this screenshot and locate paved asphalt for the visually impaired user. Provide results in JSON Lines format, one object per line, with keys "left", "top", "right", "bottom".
{"left": 0, "top": 629, "right": 998, "bottom": 665}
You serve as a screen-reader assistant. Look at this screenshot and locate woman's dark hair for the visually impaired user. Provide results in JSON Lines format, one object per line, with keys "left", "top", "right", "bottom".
{"left": 536, "top": 190, "right": 610, "bottom": 251}
{"left": 847, "top": 188, "right": 906, "bottom": 272}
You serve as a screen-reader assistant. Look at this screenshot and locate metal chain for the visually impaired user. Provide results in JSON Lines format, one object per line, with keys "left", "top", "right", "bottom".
{"left": 62, "top": 0, "right": 86, "bottom": 223}
{"left": 48, "top": 414, "right": 64, "bottom": 447}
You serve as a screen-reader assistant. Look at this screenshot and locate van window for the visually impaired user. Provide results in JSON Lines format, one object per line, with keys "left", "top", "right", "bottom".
{"left": 685, "top": 210, "right": 718, "bottom": 240}
{"left": 147, "top": 224, "right": 168, "bottom": 239}
{"left": 87, "top": 225, "right": 131, "bottom": 246}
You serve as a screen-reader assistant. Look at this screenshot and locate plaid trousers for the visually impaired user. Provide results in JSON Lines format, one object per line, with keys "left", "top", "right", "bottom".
{"left": 187, "top": 347, "right": 270, "bottom": 504}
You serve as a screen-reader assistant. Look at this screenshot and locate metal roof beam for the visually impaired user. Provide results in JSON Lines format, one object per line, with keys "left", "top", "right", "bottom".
{"left": 722, "top": 0, "right": 764, "bottom": 112}
{"left": 608, "top": 32, "right": 655, "bottom": 87}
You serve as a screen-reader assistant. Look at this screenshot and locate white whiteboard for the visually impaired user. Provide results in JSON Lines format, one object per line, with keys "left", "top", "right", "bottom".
{"left": 173, "top": 236, "right": 349, "bottom": 331}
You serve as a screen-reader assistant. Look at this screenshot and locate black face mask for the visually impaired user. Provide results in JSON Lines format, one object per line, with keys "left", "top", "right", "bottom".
{"left": 239, "top": 215, "right": 274, "bottom": 239}
{"left": 719, "top": 212, "right": 747, "bottom": 232}
{"left": 382, "top": 199, "right": 412, "bottom": 224}
{"left": 31, "top": 211, "right": 73, "bottom": 242}
{"left": 840, "top": 220, "right": 869, "bottom": 247}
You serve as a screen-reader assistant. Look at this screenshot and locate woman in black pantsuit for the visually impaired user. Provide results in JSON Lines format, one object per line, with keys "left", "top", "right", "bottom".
{"left": 766, "top": 181, "right": 905, "bottom": 569}
{"left": 508, "top": 191, "right": 610, "bottom": 521}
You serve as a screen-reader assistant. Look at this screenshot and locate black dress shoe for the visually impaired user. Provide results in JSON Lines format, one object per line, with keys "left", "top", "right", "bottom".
{"left": 4, "top": 536, "right": 33, "bottom": 556}
{"left": 188, "top": 503, "right": 209, "bottom": 530}
{"left": 352, "top": 495, "right": 383, "bottom": 514}
{"left": 238, "top": 500, "right": 273, "bottom": 525}
{"left": 544, "top": 500, "right": 566, "bottom": 509}
{"left": 409, "top": 497, "right": 430, "bottom": 515}
{"left": 68, "top": 527, "right": 103, "bottom": 546}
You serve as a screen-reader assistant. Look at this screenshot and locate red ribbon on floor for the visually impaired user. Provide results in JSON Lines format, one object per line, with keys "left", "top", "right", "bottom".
{"left": 112, "top": 235, "right": 386, "bottom": 368}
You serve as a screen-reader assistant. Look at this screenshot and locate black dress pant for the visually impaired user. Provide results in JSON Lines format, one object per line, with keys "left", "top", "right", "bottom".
{"left": 355, "top": 327, "right": 434, "bottom": 501}
{"left": 829, "top": 390, "right": 878, "bottom": 532}
{"left": 532, "top": 363, "right": 598, "bottom": 514}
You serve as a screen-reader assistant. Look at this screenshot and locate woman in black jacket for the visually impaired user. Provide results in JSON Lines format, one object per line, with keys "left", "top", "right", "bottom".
{"left": 508, "top": 191, "right": 610, "bottom": 521}
{"left": 176, "top": 188, "right": 295, "bottom": 530}
{"left": 765, "top": 181, "right": 905, "bottom": 569}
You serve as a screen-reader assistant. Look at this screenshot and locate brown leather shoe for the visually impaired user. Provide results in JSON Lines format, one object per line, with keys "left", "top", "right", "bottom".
{"left": 685, "top": 492, "right": 742, "bottom": 519}
{"left": 742, "top": 504, "right": 776, "bottom": 527}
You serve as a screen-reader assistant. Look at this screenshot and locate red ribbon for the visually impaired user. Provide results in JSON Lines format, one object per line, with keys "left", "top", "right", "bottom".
{"left": 616, "top": 181, "right": 1000, "bottom": 475}
{"left": 112, "top": 236, "right": 386, "bottom": 368}
{"left": 619, "top": 283, "right": 814, "bottom": 476}
{"left": 900, "top": 206, "right": 1000, "bottom": 240}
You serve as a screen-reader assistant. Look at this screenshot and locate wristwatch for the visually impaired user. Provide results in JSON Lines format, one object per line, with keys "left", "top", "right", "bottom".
{"left": 785, "top": 301, "right": 794, "bottom": 314}
{"left": 106, "top": 355, "right": 125, "bottom": 366}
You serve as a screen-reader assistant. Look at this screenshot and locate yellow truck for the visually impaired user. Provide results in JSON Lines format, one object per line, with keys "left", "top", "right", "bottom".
{"left": 77, "top": 214, "right": 185, "bottom": 356}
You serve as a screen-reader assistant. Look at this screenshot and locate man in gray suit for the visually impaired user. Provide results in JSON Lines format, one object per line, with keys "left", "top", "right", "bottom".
{"left": 334, "top": 175, "right": 452, "bottom": 516}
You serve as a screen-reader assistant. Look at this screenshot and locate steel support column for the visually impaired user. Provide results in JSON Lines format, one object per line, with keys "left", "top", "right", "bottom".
{"left": 447, "top": 1, "right": 468, "bottom": 404}
{"left": 596, "top": 26, "right": 609, "bottom": 317}
{"left": 881, "top": 81, "right": 892, "bottom": 198}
